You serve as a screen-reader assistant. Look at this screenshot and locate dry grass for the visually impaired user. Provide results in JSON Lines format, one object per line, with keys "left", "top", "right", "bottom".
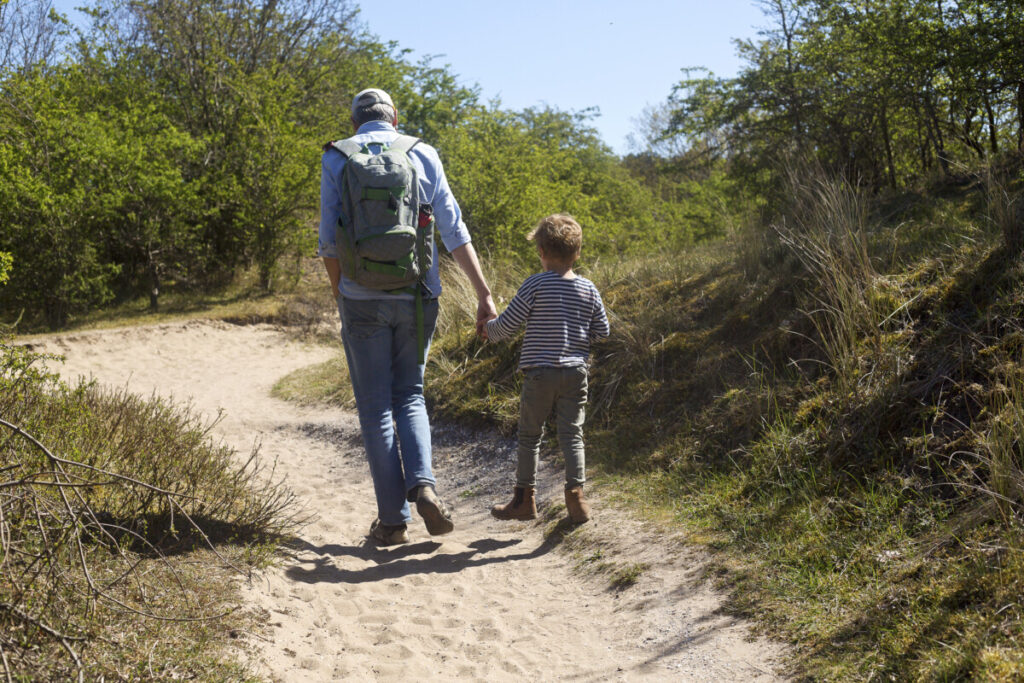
{"left": 0, "top": 339, "right": 301, "bottom": 679}
{"left": 771, "top": 173, "right": 888, "bottom": 396}
{"left": 984, "top": 164, "right": 1024, "bottom": 252}
{"left": 267, "top": 167, "right": 1024, "bottom": 679}
{"left": 422, "top": 167, "right": 1024, "bottom": 679}
{"left": 977, "top": 368, "right": 1024, "bottom": 524}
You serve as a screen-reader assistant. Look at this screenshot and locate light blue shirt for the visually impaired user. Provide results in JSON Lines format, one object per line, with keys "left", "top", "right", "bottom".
{"left": 318, "top": 120, "right": 472, "bottom": 299}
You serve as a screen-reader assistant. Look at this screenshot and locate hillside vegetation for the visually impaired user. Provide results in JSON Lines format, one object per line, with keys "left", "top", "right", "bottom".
{"left": 5, "top": 0, "right": 1024, "bottom": 679}
{"left": 279, "top": 166, "right": 1024, "bottom": 678}
{"left": 416, "top": 171, "right": 1024, "bottom": 679}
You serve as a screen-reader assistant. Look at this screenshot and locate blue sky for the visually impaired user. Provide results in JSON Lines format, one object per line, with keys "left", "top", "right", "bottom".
{"left": 50, "top": 0, "right": 767, "bottom": 154}
{"left": 355, "top": 1, "right": 767, "bottom": 153}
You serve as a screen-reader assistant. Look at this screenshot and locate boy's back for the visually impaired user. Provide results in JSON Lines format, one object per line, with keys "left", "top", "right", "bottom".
{"left": 485, "top": 270, "right": 609, "bottom": 370}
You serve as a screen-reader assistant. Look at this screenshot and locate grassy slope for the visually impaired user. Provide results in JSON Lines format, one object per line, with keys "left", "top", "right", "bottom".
{"left": 308, "top": 180, "right": 1023, "bottom": 680}
{"left": 1, "top": 340, "right": 301, "bottom": 678}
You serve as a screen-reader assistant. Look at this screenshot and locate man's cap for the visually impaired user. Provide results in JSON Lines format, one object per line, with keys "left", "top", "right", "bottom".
{"left": 351, "top": 88, "right": 395, "bottom": 117}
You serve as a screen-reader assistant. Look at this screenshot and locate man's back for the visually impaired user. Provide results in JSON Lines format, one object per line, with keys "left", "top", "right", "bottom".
{"left": 318, "top": 120, "right": 471, "bottom": 300}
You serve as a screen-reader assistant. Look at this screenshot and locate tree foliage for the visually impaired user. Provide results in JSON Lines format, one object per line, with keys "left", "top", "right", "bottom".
{"left": 438, "top": 106, "right": 692, "bottom": 260}
{"left": 0, "top": 63, "right": 196, "bottom": 326}
{"left": 0, "top": 0, "right": 718, "bottom": 329}
{"left": 660, "top": 0, "right": 1024, "bottom": 196}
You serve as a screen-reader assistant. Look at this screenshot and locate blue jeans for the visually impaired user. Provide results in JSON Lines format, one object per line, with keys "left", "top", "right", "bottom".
{"left": 338, "top": 295, "right": 439, "bottom": 526}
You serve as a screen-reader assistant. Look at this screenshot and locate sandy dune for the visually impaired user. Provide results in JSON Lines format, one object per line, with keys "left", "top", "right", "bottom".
{"left": 33, "top": 320, "right": 786, "bottom": 681}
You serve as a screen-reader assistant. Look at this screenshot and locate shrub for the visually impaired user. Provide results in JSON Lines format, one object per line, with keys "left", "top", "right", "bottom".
{"left": 0, "top": 338, "right": 300, "bottom": 678}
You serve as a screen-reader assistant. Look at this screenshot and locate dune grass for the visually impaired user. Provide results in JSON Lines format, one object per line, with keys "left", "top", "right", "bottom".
{"left": 273, "top": 167, "right": 1024, "bottom": 679}
{"left": 0, "top": 339, "right": 303, "bottom": 679}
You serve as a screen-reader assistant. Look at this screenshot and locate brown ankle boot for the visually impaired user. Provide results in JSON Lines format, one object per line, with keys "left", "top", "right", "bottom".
{"left": 491, "top": 486, "right": 537, "bottom": 520}
{"left": 564, "top": 486, "right": 591, "bottom": 523}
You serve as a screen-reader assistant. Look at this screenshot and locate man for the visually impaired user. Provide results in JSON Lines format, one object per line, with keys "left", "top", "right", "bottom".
{"left": 319, "top": 88, "right": 497, "bottom": 545}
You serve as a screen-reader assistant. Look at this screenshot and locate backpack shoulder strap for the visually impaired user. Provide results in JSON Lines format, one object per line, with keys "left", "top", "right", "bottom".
{"left": 388, "top": 134, "right": 421, "bottom": 156}
{"left": 323, "top": 139, "right": 362, "bottom": 158}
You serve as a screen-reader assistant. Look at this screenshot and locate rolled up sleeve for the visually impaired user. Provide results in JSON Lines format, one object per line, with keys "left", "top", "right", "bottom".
{"left": 414, "top": 146, "right": 471, "bottom": 253}
{"left": 318, "top": 153, "right": 343, "bottom": 258}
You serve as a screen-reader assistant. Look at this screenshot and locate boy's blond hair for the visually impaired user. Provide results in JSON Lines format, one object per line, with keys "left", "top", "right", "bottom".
{"left": 528, "top": 214, "right": 582, "bottom": 264}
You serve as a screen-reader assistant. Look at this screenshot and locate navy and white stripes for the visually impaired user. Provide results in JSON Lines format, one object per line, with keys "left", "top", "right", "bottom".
{"left": 486, "top": 271, "right": 610, "bottom": 370}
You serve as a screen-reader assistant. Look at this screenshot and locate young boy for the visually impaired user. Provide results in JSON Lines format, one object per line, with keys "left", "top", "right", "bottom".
{"left": 483, "top": 214, "right": 610, "bottom": 523}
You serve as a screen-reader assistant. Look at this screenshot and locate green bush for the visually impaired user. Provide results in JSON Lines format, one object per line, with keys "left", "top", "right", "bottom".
{"left": 0, "top": 65, "right": 198, "bottom": 327}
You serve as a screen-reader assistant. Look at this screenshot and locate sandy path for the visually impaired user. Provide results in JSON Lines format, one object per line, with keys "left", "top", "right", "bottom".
{"left": 33, "top": 320, "right": 786, "bottom": 681}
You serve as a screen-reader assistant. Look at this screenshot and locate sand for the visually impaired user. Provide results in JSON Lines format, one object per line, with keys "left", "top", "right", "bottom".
{"left": 32, "top": 319, "right": 787, "bottom": 681}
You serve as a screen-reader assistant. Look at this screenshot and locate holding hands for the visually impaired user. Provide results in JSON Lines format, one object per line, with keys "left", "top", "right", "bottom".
{"left": 477, "top": 294, "right": 496, "bottom": 340}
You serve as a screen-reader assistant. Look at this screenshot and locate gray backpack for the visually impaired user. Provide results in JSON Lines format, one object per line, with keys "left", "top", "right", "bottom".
{"left": 326, "top": 134, "right": 433, "bottom": 292}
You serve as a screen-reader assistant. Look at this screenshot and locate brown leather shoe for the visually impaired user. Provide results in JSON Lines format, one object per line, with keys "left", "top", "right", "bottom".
{"left": 491, "top": 486, "right": 537, "bottom": 520}
{"left": 416, "top": 485, "right": 455, "bottom": 536}
{"left": 369, "top": 518, "right": 410, "bottom": 545}
{"left": 564, "top": 486, "right": 591, "bottom": 524}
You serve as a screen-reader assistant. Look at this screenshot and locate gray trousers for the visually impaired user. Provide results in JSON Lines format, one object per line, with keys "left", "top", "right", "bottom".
{"left": 516, "top": 366, "right": 588, "bottom": 489}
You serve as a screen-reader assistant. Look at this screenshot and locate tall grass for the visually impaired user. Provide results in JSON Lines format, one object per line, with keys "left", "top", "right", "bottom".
{"left": 770, "top": 172, "right": 890, "bottom": 397}
{"left": 981, "top": 369, "right": 1024, "bottom": 524}
{"left": 271, "top": 164, "right": 1024, "bottom": 678}
{"left": 983, "top": 165, "right": 1024, "bottom": 252}
{"left": 426, "top": 238, "right": 755, "bottom": 470}
{"left": 434, "top": 165, "right": 1024, "bottom": 679}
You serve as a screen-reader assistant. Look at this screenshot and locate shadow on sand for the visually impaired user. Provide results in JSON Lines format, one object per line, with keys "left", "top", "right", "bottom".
{"left": 282, "top": 519, "right": 576, "bottom": 585}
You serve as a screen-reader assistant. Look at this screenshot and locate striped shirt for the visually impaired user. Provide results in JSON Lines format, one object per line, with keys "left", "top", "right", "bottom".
{"left": 486, "top": 270, "right": 610, "bottom": 370}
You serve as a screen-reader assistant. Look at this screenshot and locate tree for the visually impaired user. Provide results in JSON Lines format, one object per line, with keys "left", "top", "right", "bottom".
{"left": 121, "top": 0, "right": 360, "bottom": 289}
{"left": 659, "top": 0, "right": 1024, "bottom": 196}
{"left": 0, "top": 0, "right": 71, "bottom": 72}
{"left": 0, "top": 64, "right": 196, "bottom": 325}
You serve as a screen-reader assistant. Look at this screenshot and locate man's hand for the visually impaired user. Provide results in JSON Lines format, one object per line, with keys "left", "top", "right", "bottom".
{"left": 322, "top": 256, "right": 342, "bottom": 303}
{"left": 476, "top": 294, "right": 496, "bottom": 338}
